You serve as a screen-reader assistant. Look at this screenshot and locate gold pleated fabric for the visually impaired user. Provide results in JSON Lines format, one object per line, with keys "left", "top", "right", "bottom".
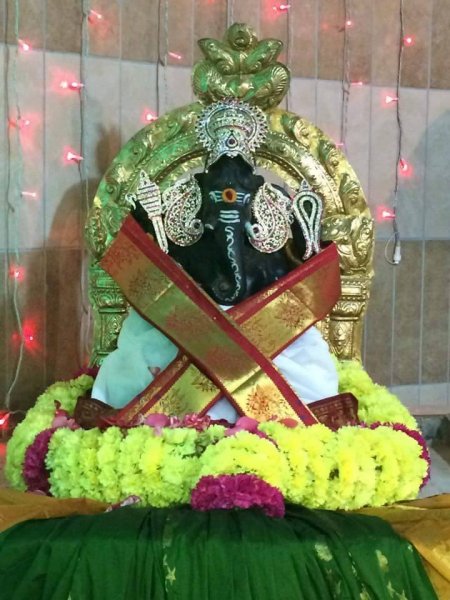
{"left": 358, "top": 495, "right": 450, "bottom": 599}
{"left": 0, "top": 488, "right": 106, "bottom": 533}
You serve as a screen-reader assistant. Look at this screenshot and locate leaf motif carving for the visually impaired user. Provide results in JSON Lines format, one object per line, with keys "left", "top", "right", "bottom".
{"left": 322, "top": 215, "right": 374, "bottom": 273}
{"left": 318, "top": 138, "right": 341, "bottom": 180}
{"left": 243, "top": 39, "right": 283, "bottom": 73}
{"left": 197, "top": 39, "right": 238, "bottom": 75}
{"left": 339, "top": 173, "right": 366, "bottom": 212}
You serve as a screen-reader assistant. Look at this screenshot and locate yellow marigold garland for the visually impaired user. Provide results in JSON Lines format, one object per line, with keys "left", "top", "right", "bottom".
{"left": 336, "top": 360, "right": 417, "bottom": 429}
{"left": 5, "top": 375, "right": 93, "bottom": 490}
{"left": 5, "top": 363, "right": 429, "bottom": 510}
{"left": 198, "top": 431, "right": 291, "bottom": 494}
{"left": 39, "top": 422, "right": 427, "bottom": 510}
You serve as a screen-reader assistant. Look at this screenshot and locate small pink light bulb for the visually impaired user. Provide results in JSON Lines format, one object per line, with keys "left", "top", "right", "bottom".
{"left": 21, "top": 321, "right": 37, "bottom": 347}
{"left": 88, "top": 9, "right": 104, "bottom": 23}
{"left": 398, "top": 159, "right": 413, "bottom": 177}
{"left": 273, "top": 3, "right": 291, "bottom": 12}
{"left": 376, "top": 206, "right": 397, "bottom": 221}
{"left": 145, "top": 112, "right": 157, "bottom": 122}
{"left": 65, "top": 150, "right": 83, "bottom": 163}
{"left": 345, "top": 19, "right": 353, "bottom": 28}
{"left": 60, "top": 80, "right": 84, "bottom": 90}
{"left": 18, "top": 39, "right": 31, "bottom": 52}
{"left": 9, "top": 116, "right": 31, "bottom": 129}
{"left": 168, "top": 52, "right": 182, "bottom": 60}
{"left": 384, "top": 94, "right": 399, "bottom": 105}
{"left": 9, "top": 265, "right": 25, "bottom": 282}
{"left": 403, "top": 35, "right": 415, "bottom": 47}
{"left": 351, "top": 80, "right": 364, "bottom": 86}
{"left": 21, "top": 191, "right": 38, "bottom": 199}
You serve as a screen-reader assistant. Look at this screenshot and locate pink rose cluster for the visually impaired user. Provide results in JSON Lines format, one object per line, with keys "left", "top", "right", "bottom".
{"left": 23, "top": 427, "right": 57, "bottom": 494}
{"left": 190, "top": 473, "right": 285, "bottom": 518}
{"left": 142, "top": 412, "right": 212, "bottom": 433}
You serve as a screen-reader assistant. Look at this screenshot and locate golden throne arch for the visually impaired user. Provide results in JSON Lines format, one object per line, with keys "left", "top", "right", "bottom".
{"left": 86, "top": 23, "right": 374, "bottom": 366}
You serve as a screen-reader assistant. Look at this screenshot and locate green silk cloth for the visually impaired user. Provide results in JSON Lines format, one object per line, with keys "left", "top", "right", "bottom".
{"left": 0, "top": 505, "right": 436, "bottom": 600}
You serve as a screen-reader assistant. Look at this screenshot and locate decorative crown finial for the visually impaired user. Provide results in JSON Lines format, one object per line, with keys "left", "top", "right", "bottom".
{"left": 195, "top": 98, "right": 268, "bottom": 169}
{"left": 192, "top": 23, "right": 290, "bottom": 110}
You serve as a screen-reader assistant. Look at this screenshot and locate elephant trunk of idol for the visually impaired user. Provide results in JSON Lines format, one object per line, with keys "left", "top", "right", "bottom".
{"left": 210, "top": 208, "right": 248, "bottom": 305}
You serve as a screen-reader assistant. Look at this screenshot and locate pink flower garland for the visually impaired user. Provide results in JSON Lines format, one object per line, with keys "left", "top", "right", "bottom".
{"left": 23, "top": 428, "right": 57, "bottom": 494}
{"left": 191, "top": 474, "right": 285, "bottom": 518}
{"left": 142, "top": 413, "right": 212, "bottom": 433}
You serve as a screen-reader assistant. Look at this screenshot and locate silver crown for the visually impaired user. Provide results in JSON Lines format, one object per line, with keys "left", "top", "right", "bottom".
{"left": 195, "top": 99, "right": 268, "bottom": 169}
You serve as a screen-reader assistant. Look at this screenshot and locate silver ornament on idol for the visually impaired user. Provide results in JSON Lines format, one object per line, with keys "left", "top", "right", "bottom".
{"left": 292, "top": 180, "right": 323, "bottom": 260}
{"left": 248, "top": 183, "right": 293, "bottom": 254}
{"left": 126, "top": 170, "right": 169, "bottom": 253}
{"left": 162, "top": 176, "right": 204, "bottom": 246}
{"left": 196, "top": 99, "right": 268, "bottom": 169}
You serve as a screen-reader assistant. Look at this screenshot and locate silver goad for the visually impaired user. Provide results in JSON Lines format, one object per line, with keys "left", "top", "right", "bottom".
{"left": 195, "top": 98, "right": 268, "bottom": 170}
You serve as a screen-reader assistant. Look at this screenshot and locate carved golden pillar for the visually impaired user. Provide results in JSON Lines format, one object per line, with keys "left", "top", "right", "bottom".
{"left": 88, "top": 263, "right": 128, "bottom": 366}
{"left": 328, "top": 277, "right": 370, "bottom": 361}
{"left": 320, "top": 214, "right": 374, "bottom": 361}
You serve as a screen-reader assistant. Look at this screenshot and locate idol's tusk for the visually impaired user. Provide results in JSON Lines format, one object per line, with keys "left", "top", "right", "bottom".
{"left": 245, "top": 221, "right": 256, "bottom": 239}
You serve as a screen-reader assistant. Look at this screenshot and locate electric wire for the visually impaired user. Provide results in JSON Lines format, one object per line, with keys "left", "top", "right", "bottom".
{"left": 384, "top": 0, "right": 404, "bottom": 266}
{"left": 4, "top": 0, "right": 25, "bottom": 411}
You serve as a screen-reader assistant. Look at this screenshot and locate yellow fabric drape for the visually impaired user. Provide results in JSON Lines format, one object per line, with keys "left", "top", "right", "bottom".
{"left": 0, "top": 488, "right": 107, "bottom": 533}
{"left": 358, "top": 495, "right": 450, "bottom": 599}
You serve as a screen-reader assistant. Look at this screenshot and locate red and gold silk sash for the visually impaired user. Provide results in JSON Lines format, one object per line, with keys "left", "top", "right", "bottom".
{"left": 101, "top": 216, "right": 340, "bottom": 424}
{"left": 101, "top": 216, "right": 318, "bottom": 424}
{"left": 120, "top": 242, "right": 341, "bottom": 423}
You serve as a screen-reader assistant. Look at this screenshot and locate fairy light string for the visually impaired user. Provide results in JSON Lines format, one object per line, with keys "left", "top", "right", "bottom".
{"left": 156, "top": 0, "right": 169, "bottom": 115}
{"left": 4, "top": 0, "right": 25, "bottom": 412}
{"left": 339, "top": 0, "right": 351, "bottom": 152}
{"left": 227, "top": 0, "right": 235, "bottom": 29}
{"left": 384, "top": 0, "right": 404, "bottom": 266}
{"left": 78, "top": 1, "right": 92, "bottom": 365}
{"left": 285, "top": 0, "right": 293, "bottom": 112}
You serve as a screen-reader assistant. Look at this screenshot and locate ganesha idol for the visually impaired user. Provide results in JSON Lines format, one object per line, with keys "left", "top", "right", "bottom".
{"left": 92, "top": 98, "right": 342, "bottom": 425}
{"left": 6, "top": 24, "right": 429, "bottom": 514}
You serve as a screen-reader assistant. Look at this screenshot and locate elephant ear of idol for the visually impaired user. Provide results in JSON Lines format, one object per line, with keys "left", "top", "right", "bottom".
{"left": 193, "top": 23, "right": 290, "bottom": 110}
